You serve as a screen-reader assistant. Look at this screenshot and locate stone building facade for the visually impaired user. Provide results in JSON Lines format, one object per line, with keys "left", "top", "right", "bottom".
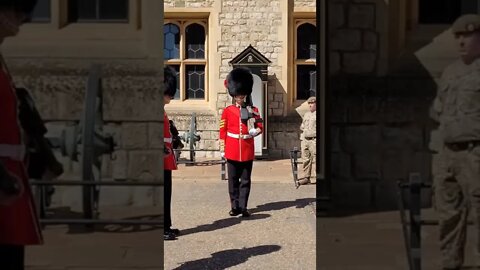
{"left": 2, "top": 0, "right": 316, "bottom": 208}
{"left": 164, "top": 0, "right": 316, "bottom": 159}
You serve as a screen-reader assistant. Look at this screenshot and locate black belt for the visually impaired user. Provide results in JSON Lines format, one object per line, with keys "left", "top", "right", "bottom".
{"left": 445, "top": 141, "right": 480, "bottom": 151}
{"left": 304, "top": 136, "right": 316, "bottom": 140}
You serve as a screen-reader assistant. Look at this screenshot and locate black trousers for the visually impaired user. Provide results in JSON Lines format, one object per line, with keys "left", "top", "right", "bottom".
{"left": 0, "top": 245, "right": 24, "bottom": 270}
{"left": 227, "top": 160, "right": 253, "bottom": 210}
{"left": 164, "top": 170, "right": 172, "bottom": 230}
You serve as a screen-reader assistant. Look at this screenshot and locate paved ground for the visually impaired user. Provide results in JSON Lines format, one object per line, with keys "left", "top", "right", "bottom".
{"left": 25, "top": 159, "right": 317, "bottom": 270}
{"left": 164, "top": 181, "right": 316, "bottom": 270}
{"left": 163, "top": 159, "right": 316, "bottom": 269}
{"left": 25, "top": 158, "right": 480, "bottom": 270}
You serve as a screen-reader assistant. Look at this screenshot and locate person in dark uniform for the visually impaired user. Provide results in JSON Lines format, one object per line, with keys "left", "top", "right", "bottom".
{"left": 219, "top": 67, "right": 263, "bottom": 217}
{"left": 163, "top": 66, "right": 179, "bottom": 240}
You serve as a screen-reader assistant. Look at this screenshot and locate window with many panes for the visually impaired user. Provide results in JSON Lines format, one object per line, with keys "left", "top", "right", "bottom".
{"left": 295, "top": 20, "right": 317, "bottom": 100}
{"left": 68, "top": 0, "right": 129, "bottom": 22}
{"left": 164, "top": 20, "right": 208, "bottom": 101}
{"left": 26, "top": 0, "right": 51, "bottom": 23}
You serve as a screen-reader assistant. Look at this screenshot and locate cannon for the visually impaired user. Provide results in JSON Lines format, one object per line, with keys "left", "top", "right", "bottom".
{"left": 171, "top": 113, "right": 227, "bottom": 180}
{"left": 178, "top": 112, "right": 201, "bottom": 165}
{"left": 29, "top": 64, "right": 162, "bottom": 226}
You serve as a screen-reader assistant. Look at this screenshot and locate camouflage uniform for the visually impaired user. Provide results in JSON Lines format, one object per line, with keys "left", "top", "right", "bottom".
{"left": 431, "top": 14, "right": 480, "bottom": 269}
{"left": 299, "top": 96, "right": 316, "bottom": 184}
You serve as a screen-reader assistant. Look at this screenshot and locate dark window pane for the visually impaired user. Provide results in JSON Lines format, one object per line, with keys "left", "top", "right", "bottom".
{"left": 309, "top": 68, "right": 317, "bottom": 98}
{"left": 185, "top": 65, "right": 205, "bottom": 100}
{"left": 185, "top": 24, "right": 206, "bottom": 59}
{"left": 99, "top": 0, "right": 128, "bottom": 20}
{"left": 69, "top": 0, "right": 128, "bottom": 22}
{"left": 297, "top": 23, "right": 316, "bottom": 59}
{"left": 164, "top": 24, "right": 180, "bottom": 60}
{"left": 29, "top": 0, "right": 51, "bottom": 22}
{"left": 296, "top": 65, "right": 316, "bottom": 100}
{"left": 310, "top": 44, "right": 317, "bottom": 60}
{"left": 69, "top": 0, "right": 96, "bottom": 20}
{"left": 461, "top": 0, "right": 480, "bottom": 14}
{"left": 169, "top": 65, "right": 181, "bottom": 100}
{"left": 419, "top": 0, "right": 462, "bottom": 24}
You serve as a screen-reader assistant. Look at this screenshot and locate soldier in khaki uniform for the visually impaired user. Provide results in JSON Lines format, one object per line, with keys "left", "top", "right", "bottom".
{"left": 431, "top": 14, "right": 480, "bottom": 270}
{"left": 298, "top": 96, "right": 316, "bottom": 185}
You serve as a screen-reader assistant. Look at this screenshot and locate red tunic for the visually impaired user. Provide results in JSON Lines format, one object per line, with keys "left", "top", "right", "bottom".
{"left": 0, "top": 69, "right": 43, "bottom": 245}
{"left": 219, "top": 105, "right": 263, "bottom": 162}
{"left": 164, "top": 112, "right": 177, "bottom": 171}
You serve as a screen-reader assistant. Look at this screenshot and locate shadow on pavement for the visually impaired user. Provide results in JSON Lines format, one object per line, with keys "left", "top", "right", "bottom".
{"left": 252, "top": 198, "right": 315, "bottom": 214}
{"left": 178, "top": 213, "right": 270, "bottom": 237}
{"left": 177, "top": 198, "right": 314, "bottom": 236}
{"left": 171, "top": 245, "right": 282, "bottom": 270}
{"left": 46, "top": 198, "right": 314, "bottom": 235}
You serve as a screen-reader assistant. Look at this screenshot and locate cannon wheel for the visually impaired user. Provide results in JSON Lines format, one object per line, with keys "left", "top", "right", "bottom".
{"left": 81, "top": 65, "right": 103, "bottom": 222}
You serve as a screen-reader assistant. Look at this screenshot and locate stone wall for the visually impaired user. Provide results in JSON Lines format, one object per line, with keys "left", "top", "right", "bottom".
{"left": 217, "top": 0, "right": 284, "bottom": 115}
{"left": 329, "top": 0, "right": 436, "bottom": 209}
{"left": 329, "top": 0, "right": 378, "bottom": 75}
{"left": 8, "top": 58, "right": 164, "bottom": 209}
{"left": 164, "top": 0, "right": 215, "bottom": 8}
{"left": 294, "top": 0, "right": 316, "bottom": 8}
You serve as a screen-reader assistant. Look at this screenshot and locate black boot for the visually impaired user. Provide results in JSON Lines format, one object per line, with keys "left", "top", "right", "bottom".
{"left": 229, "top": 208, "right": 241, "bottom": 216}
{"left": 166, "top": 228, "right": 180, "bottom": 236}
{"left": 164, "top": 230, "right": 176, "bottom": 240}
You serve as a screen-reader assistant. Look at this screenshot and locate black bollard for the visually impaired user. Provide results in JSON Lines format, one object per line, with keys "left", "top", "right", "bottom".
{"left": 290, "top": 147, "right": 300, "bottom": 188}
{"left": 409, "top": 173, "right": 422, "bottom": 270}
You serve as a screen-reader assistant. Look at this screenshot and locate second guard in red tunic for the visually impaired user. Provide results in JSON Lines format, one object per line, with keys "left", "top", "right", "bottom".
{"left": 163, "top": 66, "right": 179, "bottom": 241}
{"left": 0, "top": 1, "right": 44, "bottom": 267}
{"left": 219, "top": 67, "right": 263, "bottom": 217}
{"left": 0, "top": 59, "right": 43, "bottom": 248}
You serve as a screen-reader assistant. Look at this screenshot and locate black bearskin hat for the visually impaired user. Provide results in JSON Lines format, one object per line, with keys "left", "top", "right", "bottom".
{"left": 164, "top": 65, "right": 177, "bottom": 97}
{"left": 0, "top": 0, "right": 38, "bottom": 14}
{"left": 225, "top": 67, "right": 253, "bottom": 97}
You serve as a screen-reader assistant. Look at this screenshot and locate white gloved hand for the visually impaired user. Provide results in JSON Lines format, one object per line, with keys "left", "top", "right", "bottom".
{"left": 220, "top": 152, "right": 225, "bottom": 158}
{"left": 249, "top": 128, "right": 259, "bottom": 136}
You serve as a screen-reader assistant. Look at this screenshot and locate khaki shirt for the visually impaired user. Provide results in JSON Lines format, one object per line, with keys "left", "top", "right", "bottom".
{"left": 431, "top": 58, "right": 480, "bottom": 143}
{"left": 301, "top": 111, "right": 316, "bottom": 139}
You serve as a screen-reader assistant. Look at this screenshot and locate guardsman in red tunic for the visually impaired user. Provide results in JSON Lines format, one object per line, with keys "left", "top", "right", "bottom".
{"left": 0, "top": 0, "right": 43, "bottom": 268}
{"left": 163, "top": 66, "right": 179, "bottom": 241}
{"left": 219, "top": 67, "right": 263, "bottom": 217}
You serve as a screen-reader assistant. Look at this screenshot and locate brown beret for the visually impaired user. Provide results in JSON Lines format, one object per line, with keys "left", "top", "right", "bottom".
{"left": 452, "top": 14, "right": 480, "bottom": 34}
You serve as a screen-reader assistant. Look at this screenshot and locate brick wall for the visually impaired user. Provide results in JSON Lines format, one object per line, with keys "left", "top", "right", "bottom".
{"left": 329, "top": 0, "right": 435, "bottom": 209}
